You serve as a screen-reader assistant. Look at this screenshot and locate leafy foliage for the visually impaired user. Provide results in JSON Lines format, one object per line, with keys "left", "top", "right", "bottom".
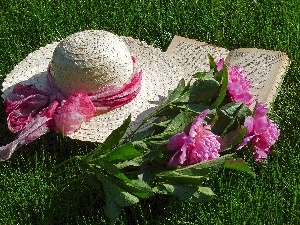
{"left": 48, "top": 56, "right": 259, "bottom": 223}
{"left": 1, "top": 0, "right": 298, "bottom": 224}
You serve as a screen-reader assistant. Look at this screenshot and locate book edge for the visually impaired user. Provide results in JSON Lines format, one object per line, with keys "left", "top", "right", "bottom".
{"left": 226, "top": 48, "right": 290, "bottom": 107}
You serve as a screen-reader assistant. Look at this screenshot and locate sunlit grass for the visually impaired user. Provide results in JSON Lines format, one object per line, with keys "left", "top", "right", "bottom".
{"left": 0, "top": 0, "right": 299, "bottom": 224}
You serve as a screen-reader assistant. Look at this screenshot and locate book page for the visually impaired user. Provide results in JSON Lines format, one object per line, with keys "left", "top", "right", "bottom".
{"left": 166, "top": 36, "right": 229, "bottom": 76}
{"left": 166, "top": 36, "right": 289, "bottom": 107}
{"left": 225, "top": 49, "right": 289, "bottom": 106}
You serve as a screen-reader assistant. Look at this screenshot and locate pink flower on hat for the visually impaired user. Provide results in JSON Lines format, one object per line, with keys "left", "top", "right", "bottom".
{"left": 238, "top": 103, "right": 280, "bottom": 162}
{"left": 216, "top": 59, "right": 253, "bottom": 106}
{"left": 167, "top": 110, "right": 222, "bottom": 167}
{"left": 0, "top": 57, "right": 142, "bottom": 161}
{"left": 54, "top": 92, "right": 96, "bottom": 135}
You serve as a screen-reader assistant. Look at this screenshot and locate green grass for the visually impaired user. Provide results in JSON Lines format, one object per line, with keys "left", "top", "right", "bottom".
{"left": 0, "top": 0, "right": 300, "bottom": 224}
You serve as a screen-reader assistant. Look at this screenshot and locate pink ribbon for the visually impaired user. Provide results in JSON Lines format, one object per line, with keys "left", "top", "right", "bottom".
{"left": 0, "top": 57, "right": 142, "bottom": 161}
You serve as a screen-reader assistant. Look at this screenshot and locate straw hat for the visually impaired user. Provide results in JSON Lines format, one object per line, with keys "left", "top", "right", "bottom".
{"left": 1, "top": 30, "right": 188, "bottom": 142}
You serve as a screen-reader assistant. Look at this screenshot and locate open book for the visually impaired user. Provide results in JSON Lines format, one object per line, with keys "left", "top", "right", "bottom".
{"left": 166, "top": 36, "right": 290, "bottom": 107}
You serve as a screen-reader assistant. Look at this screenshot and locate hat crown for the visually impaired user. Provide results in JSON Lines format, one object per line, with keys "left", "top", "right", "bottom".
{"left": 50, "top": 30, "right": 133, "bottom": 96}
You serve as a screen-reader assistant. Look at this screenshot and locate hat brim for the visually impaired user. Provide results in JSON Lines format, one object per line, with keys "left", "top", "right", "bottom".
{"left": 1, "top": 36, "right": 188, "bottom": 142}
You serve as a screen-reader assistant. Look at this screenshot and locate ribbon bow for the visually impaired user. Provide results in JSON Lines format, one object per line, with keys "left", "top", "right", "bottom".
{"left": 0, "top": 57, "right": 142, "bottom": 161}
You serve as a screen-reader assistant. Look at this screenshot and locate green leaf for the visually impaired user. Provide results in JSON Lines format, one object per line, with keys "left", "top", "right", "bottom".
{"left": 165, "top": 78, "right": 187, "bottom": 103}
{"left": 190, "top": 186, "right": 216, "bottom": 202}
{"left": 154, "top": 79, "right": 190, "bottom": 115}
{"left": 208, "top": 53, "right": 217, "bottom": 70}
{"left": 99, "top": 164, "right": 153, "bottom": 199}
{"left": 221, "top": 102, "right": 250, "bottom": 119}
{"left": 179, "top": 103, "right": 210, "bottom": 113}
{"left": 193, "top": 69, "right": 214, "bottom": 80}
{"left": 193, "top": 71, "right": 208, "bottom": 79}
{"left": 118, "top": 179, "right": 153, "bottom": 199}
{"left": 151, "top": 119, "right": 173, "bottom": 127}
{"left": 147, "top": 139, "right": 169, "bottom": 146}
{"left": 115, "top": 156, "right": 144, "bottom": 169}
{"left": 155, "top": 105, "right": 181, "bottom": 117}
{"left": 131, "top": 126, "right": 156, "bottom": 141}
{"left": 171, "top": 154, "right": 234, "bottom": 176}
{"left": 221, "top": 127, "right": 247, "bottom": 152}
{"left": 189, "top": 78, "right": 220, "bottom": 103}
{"left": 105, "top": 143, "right": 142, "bottom": 163}
{"left": 103, "top": 185, "right": 122, "bottom": 225}
{"left": 163, "top": 110, "right": 195, "bottom": 134}
{"left": 156, "top": 155, "right": 233, "bottom": 187}
{"left": 136, "top": 153, "right": 158, "bottom": 183}
{"left": 100, "top": 164, "right": 132, "bottom": 183}
{"left": 156, "top": 184, "right": 215, "bottom": 203}
{"left": 102, "top": 178, "right": 140, "bottom": 207}
{"left": 86, "top": 174, "right": 103, "bottom": 190}
{"left": 85, "top": 115, "right": 132, "bottom": 162}
{"left": 132, "top": 140, "right": 149, "bottom": 152}
{"left": 221, "top": 102, "right": 249, "bottom": 134}
{"left": 212, "top": 102, "right": 250, "bottom": 136}
{"left": 151, "top": 110, "right": 196, "bottom": 140}
{"left": 152, "top": 184, "right": 172, "bottom": 194}
{"left": 157, "top": 168, "right": 208, "bottom": 180}
{"left": 215, "top": 69, "right": 225, "bottom": 83}
{"left": 212, "top": 64, "right": 228, "bottom": 108}
{"left": 114, "top": 141, "right": 149, "bottom": 169}
{"left": 156, "top": 172, "right": 205, "bottom": 186}
{"left": 151, "top": 79, "right": 191, "bottom": 119}
{"left": 170, "top": 90, "right": 190, "bottom": 103}
{"left": 111, "top": 176, "right": 153, "bottom": 199}
{"left": 224, "top": 158, "right": 256, "bottom": 177}
{"left": 130, "top": 179, "right": 153, "bottom": 198}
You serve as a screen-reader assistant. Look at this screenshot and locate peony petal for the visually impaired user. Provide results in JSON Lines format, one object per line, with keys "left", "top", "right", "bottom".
{"left": 267, "top": 122, "right": 280, "bottom": 145}
{"left": 168, "top": 149, "right": 184, "bottom": 167}
{"left": 253, "top": 117, "right": 269, "bottom": 134}
{"left": 189, "top": 109, "right": 209, "bottom": 137}
{"left": 167, "top": 132, "right": 188, "bottom": 151}
{"left": 254, "top": 103, "right": 268, "bottom": 118}
{"left": 227, "top": 65, "right": 253, "bottom": 106}
{"left": 239, "top": 102, "right": 280, "bottom": 162}
{"left": 168, "top": 109, "right": 221, "bottom": 167}
{"left": 254, "top": 148, "right": 269, "bottom": 162}
{"left": 216, "top": 58, "right": 225, "bottom": 71}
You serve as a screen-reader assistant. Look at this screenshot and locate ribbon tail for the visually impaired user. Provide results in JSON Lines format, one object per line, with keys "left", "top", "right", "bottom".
{"left": 0, "top": 141, "right": 19, "bottom": 162}
{"left": 0, "top": 115, "right": 51, "bottom": 162}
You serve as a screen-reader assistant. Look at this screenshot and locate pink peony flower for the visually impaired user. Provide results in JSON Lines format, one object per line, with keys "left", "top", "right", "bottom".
{"left": 216, "top": 59, "right": 253, "bottom": 106}
{"left": 238, "top": 103, "right": 280, "bottom": 162}
{"left": 227, "top": 66, "right": 253, "bottom": 106}
{"left": 167, "top": 110, "right": 222, "bottom": 167}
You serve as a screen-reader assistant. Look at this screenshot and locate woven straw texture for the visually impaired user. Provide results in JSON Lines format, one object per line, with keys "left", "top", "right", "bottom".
{"left": 2, "top": 32, "right": 189, "bottom": 142}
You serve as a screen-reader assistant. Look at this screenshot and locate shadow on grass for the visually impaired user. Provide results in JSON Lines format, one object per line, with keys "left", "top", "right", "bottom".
{"left": 41, "top": 180, "right": 106, "bottom": 225}
{"left": 38, "top": 176, "right": 174, "bottom": 225}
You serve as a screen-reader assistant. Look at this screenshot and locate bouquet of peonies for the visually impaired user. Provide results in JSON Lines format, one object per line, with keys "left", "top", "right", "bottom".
{"left": 51, "top": 55, "right": 280, "bottom": 223}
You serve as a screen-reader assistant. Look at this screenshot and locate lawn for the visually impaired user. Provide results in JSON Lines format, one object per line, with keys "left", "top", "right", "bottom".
{"left": 0, "top": 0, "right": 300, "bottom": 224}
